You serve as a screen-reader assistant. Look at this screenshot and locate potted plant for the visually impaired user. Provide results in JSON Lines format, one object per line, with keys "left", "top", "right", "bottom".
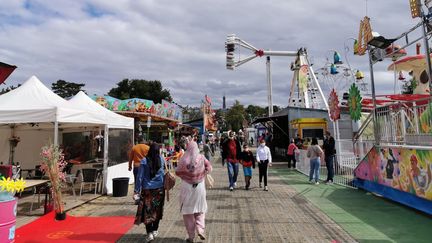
{"left": 39, "top": 144, "right": 68, "bottom": 220}
{"left": 0, "top": 176, "right": 25, "bottom": 243}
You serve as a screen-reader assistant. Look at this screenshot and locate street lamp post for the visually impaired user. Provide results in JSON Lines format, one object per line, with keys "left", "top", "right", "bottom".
{"left": 367, "top": 34, "right": 396, "bottom": 145}
{"left": 367, "top": 48, "right": 381, "bottom": 145}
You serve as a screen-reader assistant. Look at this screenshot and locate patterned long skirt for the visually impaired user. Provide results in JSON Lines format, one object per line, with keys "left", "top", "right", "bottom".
{"left": 134, "top": 187, "right": 165, "bottom": 225}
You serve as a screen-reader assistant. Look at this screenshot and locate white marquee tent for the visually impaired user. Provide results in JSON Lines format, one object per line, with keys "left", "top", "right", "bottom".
{"left": 68, "top": 91, "right": 134, "bottom": 129}
{"left": 0, "top": 76, "right": 104, "bottom": 126}
{"left": 0, "top": 76, "right": 133, "bottom": 194}
{"left": 68, "top": 91, "right": 134, "bottom": 194}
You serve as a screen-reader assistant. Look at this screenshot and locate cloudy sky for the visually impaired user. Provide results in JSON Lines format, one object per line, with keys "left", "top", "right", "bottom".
{"left": 0, "top": 0, "right": 424, "bottom": 108}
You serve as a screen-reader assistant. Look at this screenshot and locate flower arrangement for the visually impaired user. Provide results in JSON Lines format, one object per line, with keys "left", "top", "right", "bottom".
{"left": 0, "top": 176, "right": 26, "bottom": 201}
{"left": 39, "top": 144, "right": 67, "bottom": 215}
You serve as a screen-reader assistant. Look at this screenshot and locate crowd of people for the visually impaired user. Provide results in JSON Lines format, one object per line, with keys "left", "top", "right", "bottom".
{"left": 127, "top": 130, "right": 335, "bottom": 242}
{"left": 130, "top": 136, "right": 212, "bottom": 243}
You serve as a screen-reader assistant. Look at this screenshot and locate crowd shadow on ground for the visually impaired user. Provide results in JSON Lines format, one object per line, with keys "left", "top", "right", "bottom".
{"left": 116, "top": 234, "right": 186, "bottom": 243}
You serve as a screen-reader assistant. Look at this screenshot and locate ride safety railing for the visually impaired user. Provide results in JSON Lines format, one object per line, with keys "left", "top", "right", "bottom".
{"left": 353, "top": 96, "right": 432, "bottom": 153}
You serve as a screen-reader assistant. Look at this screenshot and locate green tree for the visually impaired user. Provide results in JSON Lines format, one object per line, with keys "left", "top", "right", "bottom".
{"left": 225, "top": 100, "right": 246, "bottom": 132}
{"left": 51, "top": 80, "right": 85, "bottom": 98}
{"left": 108, "top": 79, "right": 172, "bottom": 103}
{"left": 263, "top": 105, "right": 281, "bottom": 116}
{"left": 245, "top": 105, "right": 266, "bottom": 121}
{"left": 215, "top": 109, "right": 228, "bottom": 131}
{"left": 401, "top": 77, "right": 417, "bottom": 95}
{"left": 0, "top": 84, "right": 20, "bottom": 95}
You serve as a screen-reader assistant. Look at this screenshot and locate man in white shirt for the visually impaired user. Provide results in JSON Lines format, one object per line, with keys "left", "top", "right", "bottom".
{"left": 256, "top": 139, "right": 272, "bottom": 191}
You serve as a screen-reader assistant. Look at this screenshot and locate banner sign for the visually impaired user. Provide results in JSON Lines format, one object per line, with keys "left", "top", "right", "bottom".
{"left": 92, "top": 96, "right": 182, "bottom": 122}
{"left": 203, "top": 95, "right": 217, "bottom": 131}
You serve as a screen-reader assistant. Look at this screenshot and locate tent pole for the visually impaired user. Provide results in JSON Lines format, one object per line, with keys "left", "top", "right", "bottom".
{"left": 54, "top": 121, "right": 59, "bottom": 146}
{"left": 102, "top": 125, "right": 109, "bottom": 195}
{"left": 8, "top": 124, "right": 15, "bottom": 165}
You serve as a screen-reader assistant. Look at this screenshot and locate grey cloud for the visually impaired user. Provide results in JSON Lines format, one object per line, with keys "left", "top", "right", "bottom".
{"left": 0, "top": 0, "right": 422, "bottom": 108}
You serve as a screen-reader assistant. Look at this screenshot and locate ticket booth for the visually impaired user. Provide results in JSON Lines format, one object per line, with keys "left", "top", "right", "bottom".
{"left": 290, "top": 118, "right": 327, "bottom": 142}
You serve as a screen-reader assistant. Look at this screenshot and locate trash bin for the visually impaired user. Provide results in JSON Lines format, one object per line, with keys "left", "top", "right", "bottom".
{"left": 112, "top": 177, "right": 129, "bottom": 197}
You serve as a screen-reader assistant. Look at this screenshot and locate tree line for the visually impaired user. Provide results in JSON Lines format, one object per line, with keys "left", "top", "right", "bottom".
{"left": 0, "top": 78, "right": 278, "bottom": 131}
{"left": 219, "top": 100, "right": 280, "bottom": 132}
{"left": 0, "top": 79, "right": 172, "bottom": 104}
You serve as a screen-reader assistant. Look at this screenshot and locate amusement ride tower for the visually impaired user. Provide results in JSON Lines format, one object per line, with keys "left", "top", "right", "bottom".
{"left": 225, "top": 34, "right": 328, "bottom": 113}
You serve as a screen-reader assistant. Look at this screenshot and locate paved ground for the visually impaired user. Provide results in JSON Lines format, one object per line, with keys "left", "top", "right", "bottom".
{"left": 273, "top": 168, "right": 432, "bottom": 243}
{"left": 69, "top": 153, "right": 356, "bottom": 243}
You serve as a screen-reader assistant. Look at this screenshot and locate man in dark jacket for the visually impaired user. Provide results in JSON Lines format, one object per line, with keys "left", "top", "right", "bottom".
{"left": 323, "top": 131, "right": 336, "bottom": 184}
{"left": 222, "top": 131, "right": 241, "bottom": 191}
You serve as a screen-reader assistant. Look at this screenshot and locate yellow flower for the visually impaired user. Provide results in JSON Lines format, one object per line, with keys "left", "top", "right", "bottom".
{"left": 13, "top": 178, "right": 26, "bottom": 193}
{"left": 0, "top": 177, "right": 27, "bottom": 193}
{"left": 0, "top": 177, "right": 14, "bottom": 193}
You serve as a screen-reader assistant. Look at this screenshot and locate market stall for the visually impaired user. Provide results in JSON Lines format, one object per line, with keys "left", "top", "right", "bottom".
{"left": 0, "top": 76, "right": 107, "bottom": 172}
{"left": 68, "top": 91, "right": 134, "bottom": 194}
{"left": 92, "top": 95, "right": 183, "bottom": 152}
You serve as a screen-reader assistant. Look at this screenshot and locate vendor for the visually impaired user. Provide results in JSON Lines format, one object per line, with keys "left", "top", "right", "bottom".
{"left": 128, "top": 137, "right": 150, "bottom": 187}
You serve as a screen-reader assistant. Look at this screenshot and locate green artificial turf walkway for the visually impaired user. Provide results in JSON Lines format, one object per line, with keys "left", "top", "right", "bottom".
{"left": 272, "top": 168, "right": 432, "bottom": 243}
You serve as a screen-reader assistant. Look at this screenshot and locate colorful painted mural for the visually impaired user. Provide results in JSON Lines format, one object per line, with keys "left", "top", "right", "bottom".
{"left": 354, "top": 146, "right": 432, "bottom": 200}
{"left": 92, "top": 96, "right": 182, "bottom": 122}
{"left": 420, "top": 103, "right": 432, "bottom": 133}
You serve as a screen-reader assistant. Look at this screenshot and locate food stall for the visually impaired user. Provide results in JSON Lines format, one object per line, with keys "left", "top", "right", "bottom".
{"left": 290, "top": 118, "right": 328, "bottom": 145}
{"left": 92, "top": 95, "right": 183, "bottom": 152}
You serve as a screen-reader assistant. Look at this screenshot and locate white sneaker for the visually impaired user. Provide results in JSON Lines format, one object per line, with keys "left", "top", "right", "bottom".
{"left": 264, "top": 186, "right": 268, "bottom": 191}
{"left": 145, "top": 233, "right": 154, "bottom": 242}
{"left": 315, "top": 182, "right": 320, "bottom": 185}
{"left": 234, "top": 182, "right": 237, "bottom": 188}
{"left": 152, "top": 231, "right": 159, "bottom": 238}
{"left": 198, "top": 232, "right": 206, "bottom": 240}
{"left": 259, "top": 183, "right": 262, "bottom": 188}
{"left": 229, "top": 186, "right": 233, "bottom": 191}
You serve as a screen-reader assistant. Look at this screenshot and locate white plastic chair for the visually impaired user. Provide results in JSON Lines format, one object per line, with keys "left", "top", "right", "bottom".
{"left": 79, "top": 168, "right": 101, "bottom": 196}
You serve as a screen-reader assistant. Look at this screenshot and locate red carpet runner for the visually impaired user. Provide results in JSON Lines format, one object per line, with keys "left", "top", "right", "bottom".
{"left": 15, "top": 212, "right": 134, "bottom": 242}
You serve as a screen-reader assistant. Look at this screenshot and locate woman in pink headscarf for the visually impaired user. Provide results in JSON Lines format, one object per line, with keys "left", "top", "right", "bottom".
{"left": 175, "top": 139, "right": 212, "bottom": 243}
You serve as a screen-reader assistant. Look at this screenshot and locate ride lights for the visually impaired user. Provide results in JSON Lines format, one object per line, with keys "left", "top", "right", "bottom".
{"left": 225, "top": 34, "right": 236, "bottom": 70}
{"left": 409, "top": 0, "right": 422, "bottom": 18}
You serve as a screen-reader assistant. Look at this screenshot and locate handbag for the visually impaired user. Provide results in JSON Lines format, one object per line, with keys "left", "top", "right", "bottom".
{"left": 164, "top": 160, "right": 176, "bottom": 201}
{"left": 205, "top": 174, "right": 214, "bottom": 189}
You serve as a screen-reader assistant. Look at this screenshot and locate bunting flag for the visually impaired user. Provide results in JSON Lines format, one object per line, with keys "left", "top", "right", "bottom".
{"left": 0, "top": 62, "right": 17, "bottom": 85}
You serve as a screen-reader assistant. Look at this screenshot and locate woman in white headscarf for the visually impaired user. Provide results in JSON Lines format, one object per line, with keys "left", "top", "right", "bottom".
{"left": 176, "top": 139, "right": 212, "bottom": 243}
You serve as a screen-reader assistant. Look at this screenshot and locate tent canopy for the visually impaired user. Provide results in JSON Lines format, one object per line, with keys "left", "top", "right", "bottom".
{"left": 0, "top": 76, "right": 104, "bottom": 126}
{"left": 68, "top": 91, "right": 134, "bottom": 129}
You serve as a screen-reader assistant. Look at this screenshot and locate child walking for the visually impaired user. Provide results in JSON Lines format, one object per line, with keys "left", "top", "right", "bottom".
{"left": 240, "top": 144, "right": 255, "bottom": 190}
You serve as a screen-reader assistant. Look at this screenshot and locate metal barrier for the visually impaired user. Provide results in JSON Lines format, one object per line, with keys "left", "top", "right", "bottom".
{"left": 371, "top": 97, "right": 431, "bottom": 145}
{"left": 296, "top": 149, "right": 358, "bottom": 188}
{"left": 333, "top": 154, "right": 358, "bottom": 188}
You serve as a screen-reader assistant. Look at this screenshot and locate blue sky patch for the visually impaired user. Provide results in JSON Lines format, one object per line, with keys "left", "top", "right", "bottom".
{"left": 83, "top": 4, "right": 108, "bottom": 18}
